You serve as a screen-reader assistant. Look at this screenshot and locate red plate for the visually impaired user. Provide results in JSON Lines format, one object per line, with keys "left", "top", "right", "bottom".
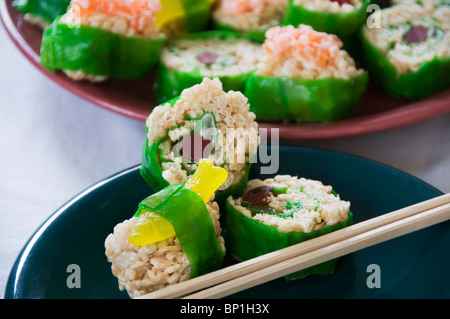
{"left": 2, "top": 0, "right": 450, "bottom": 140}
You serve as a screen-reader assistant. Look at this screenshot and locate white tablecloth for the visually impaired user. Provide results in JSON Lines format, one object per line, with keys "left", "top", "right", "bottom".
{"left": 1, "top": 22, "right": 450, "bottom": 298}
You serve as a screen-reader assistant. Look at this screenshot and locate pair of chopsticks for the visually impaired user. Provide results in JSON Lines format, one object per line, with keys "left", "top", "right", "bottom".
{"left": 137, "top": 193, "right": 450, "bottom": 299}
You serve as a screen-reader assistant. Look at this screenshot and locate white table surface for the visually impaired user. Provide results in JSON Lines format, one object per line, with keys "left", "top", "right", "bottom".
{"left": 1, "top": 21, "right": 450, "bottom": 299}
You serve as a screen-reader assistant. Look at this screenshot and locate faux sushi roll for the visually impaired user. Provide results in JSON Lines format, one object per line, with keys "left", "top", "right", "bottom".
{"left": 245, "top": 25, "right": 368, "bottom": 122}
{"left": 360, "top": 4, "right": 450, "bottom": 99}
{"left": 155, "top": 0, "right": 213, "bottom": 39}
{"left": 225, "top": 175, "right": 353, "bottom": 279}
{"left": 283, "top": 0, "right": 370, "bottom": 39}
{"left": 141, "top": 77, "right": 259, "bottom": 204}
{"left": 13, "top": 0, "right": 71, "bottom": 29}
{"left": 105, "top": 160, "right": 227, "bottom": 298}
{"left": 154, "top": 30, "right": 263, "bottom": 103}
{"left": 40, "top": 0, "right": 166, "bottom": 82}
{"left": 212, "top": 0, "right": 288, "bottom": 43}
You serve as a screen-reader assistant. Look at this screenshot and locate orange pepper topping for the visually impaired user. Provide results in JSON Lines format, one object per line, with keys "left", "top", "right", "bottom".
{"left": 263, "top": 24, "right": 343, "bottom": 69}
{"left": 71, "top": 0, "right": 162, "bottom": 32}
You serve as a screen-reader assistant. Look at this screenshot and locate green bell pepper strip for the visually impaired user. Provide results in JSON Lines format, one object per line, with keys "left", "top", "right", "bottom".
{"left": 140, "top": 97, "right": 252, "bottom": 204}
{"left": 134, "top": 184, "right": 224, "bottom": 278}
{"left": 154, "top": 30, "right": 258, "bottom": 103}
{"left": 225, "top": 200, "right": 354, "bottom": 280}
{"left": 283, "top": 0, "right": 370, "bottom": 40}
{"left": 40, "top": 18, "right": 166, "bottom": 79}
{"left": 181, "top": 0, "right": 212, "bottom": 33}
{"left": 140, "top": 96, "right": 179, "bottom": 193}
{"left": 13, "top": 0, "right": 70, "bottom": 24}
{"left": 359, "top": 30, "right": 450, "bottom": 99}
{"left": 244, "top": 72, "right": 368, "bottom": 122}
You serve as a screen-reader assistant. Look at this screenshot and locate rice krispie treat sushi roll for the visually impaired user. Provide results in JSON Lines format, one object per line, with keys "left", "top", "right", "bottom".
{"left": 40, "top": 0, "right": 166, "bottom": 82}
{"left": 154, "top": 30, "right": 264, "bottom": 103}
{"left": 105, "top": 160, "right": 227, "bottom": 298}
{"left": 225, "top": 175, "right": 353, "bottom": 279}
{"left": 13, "top": 0, "right": 71, "bottom": 29}
{"left": 212, "top": 0, "right": 288, "bottom": 43}
{"left": 141, "top": 77, "right": 259, "bottom": 204}
{"left": 244, "top": 25, "right": 368, "bottom": 122}
{"left": 360, "top": 4, "right": 450, "bottom": 99}
{"left": 283, "top": 0, "right": 370, "bottom": 39}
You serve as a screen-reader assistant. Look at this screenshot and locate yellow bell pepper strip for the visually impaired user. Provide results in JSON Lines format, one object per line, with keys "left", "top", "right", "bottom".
{"left": 128, "top": 209, "right": 176, "bottom": 246}
{"left": 185, "top": 159, "right": 228, "bottom": 203}
{"left": 130, "top": 160, "right": 227, "bottom": 278}
{"left": 156, "top": 0, "right": 212, "bottom": 38}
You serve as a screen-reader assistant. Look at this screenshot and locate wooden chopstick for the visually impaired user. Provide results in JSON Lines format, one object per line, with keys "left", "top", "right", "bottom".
{"left": 187, "top": 202, "right": 450, "bottom": 299}
{"left": 137, "top": 193, "right": 450, "bottom": 299}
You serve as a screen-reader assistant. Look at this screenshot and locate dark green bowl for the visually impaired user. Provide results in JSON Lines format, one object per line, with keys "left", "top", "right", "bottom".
{"left": 5, "top": 146, "right": 449, "bottom": 299}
